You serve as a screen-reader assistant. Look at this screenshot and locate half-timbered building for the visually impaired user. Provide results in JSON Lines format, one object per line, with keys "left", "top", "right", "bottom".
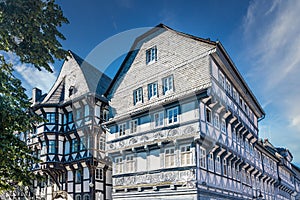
{"left": 9, "top": 51, "right": 112, "bottom": 200}
{"left": 104, "top": 24, "right": 299, "bottom": 200}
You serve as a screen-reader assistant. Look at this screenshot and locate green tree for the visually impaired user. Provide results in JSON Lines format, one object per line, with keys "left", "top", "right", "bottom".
{"left": 0, "top": 0, "right": 69, "bottom": 192}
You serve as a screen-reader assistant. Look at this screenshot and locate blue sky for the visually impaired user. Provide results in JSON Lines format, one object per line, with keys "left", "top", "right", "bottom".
{"left": 15, "top": 0, "right": 300, "bottom": 165}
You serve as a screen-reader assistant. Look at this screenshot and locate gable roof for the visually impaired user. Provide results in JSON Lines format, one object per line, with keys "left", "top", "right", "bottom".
{"left": 104, "top": 23, "right": 265, "bottom": 118}
{"left": 104, "top": 23, "right": 216, "bottom": 97}
{"left": 42, "top": 51, "right": 111, "bottom": 104}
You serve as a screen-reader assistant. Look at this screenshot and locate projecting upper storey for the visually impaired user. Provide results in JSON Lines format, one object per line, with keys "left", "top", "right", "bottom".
{"left": 105, "top": 24, "right": 265, "bottom": 124}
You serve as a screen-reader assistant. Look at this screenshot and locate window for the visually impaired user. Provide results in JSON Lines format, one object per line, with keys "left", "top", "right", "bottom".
{"left": 119, "top": 123, "right": 126, "bottom": 136}
{"left": 41, "top": 141, "right": 46, "bottom": 154}
{"left": 221, "top": 119, "right": 226, "bottom": 133}
{"left": 71, "top": 138, "right": 78, "bottom": 153}
{"left": 125, "top": 155, "right": 135, "bottom": 172}
{"left": 206, "top": 108, "right": 212, "bottom": 124}
{"left": 208, "top": 152, "right": 214, "bottom": 171}
{"left": 84, "top": 104, "right": 89, "bottom": 117}
{"left": 154, "top": 111, "right": 164, "bottom": 127}
{"left": 232, "top": 88, "right": 237, "bottom": 102}
{"left": 199, "top": 147, "right": 206, "bottom": 168}
{"left": 69, "top": 86, "right": 75, "bottom": 97}
{"left": 130, "top": 120, "right": 138, "bottom": 133}
{"left": 228, "top": 161, "right": 231, "bottom": 177}
{"left": 213, "top": 114, "right": 219, "bottom": 129}
{"left": 148, "top": 82, "right": 158, "bottom": 99}
{"left": 146, "top": 46, "right": 157, "bottom": 64}
{"left": 75, "top": 170, "right": 82, "bottom": 183}
{"left": 76, "top": 108, "right": 82, "bottom": 120}
{"left": 223, "top": 158, "right": 227, "bottom": 176}
{"left": 163, "top": 76, "right": 174, "bottom": 94}
{"left": 167, "top": 107, "right": 178, "bottom": 124}
{"left": 67, "top": 112, "right": 73, "bottom": 123}
{"left": 219, "top": 72, "right": 225, "bottom": 88}
{"left": 83, "top": 194, "right": 90, "bottom": 200}
{"left": 165, "top": 148, "right": 175, "bottom": 167}
{"left": 115, "top": 157, "right": 123, "bottom": 174}
{"left": 48, "top": 141, "right": 56, "bottom": 154}
{"left": 181, "top": 145, "right": 192, "bottom": 166}
{"left": 215, "top": 156, "right": 221, "bottom": 174}
{"left": 80, "top": 137, "right": 86, "bottom": 150}
{"left": 239, "top": 97, "right": 244, "bottom": 108}
{"left": 133, "top": 88, "right": 143, "bottom": 105}
{"left": 46, "top": 113, "right": 55, "bottom": 123}
{"left": 99, "top": 137, "right": 105, "bottom": 151}
{"left": 226, "top": 80, "right": 232, "bottom": 96}
{"left": 95, "top": 168, "right": 103, "bottom": 180}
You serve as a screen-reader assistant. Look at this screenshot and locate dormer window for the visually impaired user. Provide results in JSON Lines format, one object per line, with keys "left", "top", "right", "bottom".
{"left": 133, "top": 87, "right": 143, "bottom": 105}
{"left": 69, "top": 86, "right": 75, "bottom": 97}
{"left": 163, "top": 75, "right": 174, "bottom": 95}
{"left": 146, "top": 46, "right": 157, "bottom": 64}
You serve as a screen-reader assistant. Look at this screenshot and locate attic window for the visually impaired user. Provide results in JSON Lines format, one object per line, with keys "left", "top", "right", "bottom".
{"left": 69, "top": 86, "right": 75, "bottom": 97}
{"left": 146, "top": 46, "right": 157, "bottom": 64}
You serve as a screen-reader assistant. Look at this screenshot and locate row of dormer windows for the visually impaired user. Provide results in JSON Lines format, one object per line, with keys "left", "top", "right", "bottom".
{"left": 133, "top": 75, "right": 174, "bottom": 105}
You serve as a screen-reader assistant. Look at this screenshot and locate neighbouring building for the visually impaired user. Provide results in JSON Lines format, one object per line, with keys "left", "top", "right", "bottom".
{"left": 104, "top": 24, "right": 300, "bottom": 200}
{"left": 4, "top": 51, "right": 113, "bottom": 200}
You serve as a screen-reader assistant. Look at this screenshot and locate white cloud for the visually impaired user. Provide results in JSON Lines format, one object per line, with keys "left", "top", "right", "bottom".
{"left": 242, "top": 0, "right": 300, "bottom": 163}
{"left": 14, "top": 64, "right": 57, "bottom": 94}
{"left": 2, "top": 51, "right": 57, "bottom": 95}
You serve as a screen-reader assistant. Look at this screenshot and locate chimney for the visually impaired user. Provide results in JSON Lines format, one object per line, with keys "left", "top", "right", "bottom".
{"left": 32, "top": 87, "right": 42, "bottom": 104}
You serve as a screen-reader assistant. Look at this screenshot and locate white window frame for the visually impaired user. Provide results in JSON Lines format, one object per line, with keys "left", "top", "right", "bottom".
{"left": 206, "top": 108, "right": 212, "bottom": 124}
{"left": 219, "top": 72, "right": 225, "bottom": 88}
{"left": 133, "top": 87, "right": 143, "bottom": 105}
{"left": 84, "top": 104, "right": 89, "bottom": 117}
{"left": 213, "top": 114, "right": 220, "bottom": 129}
{"left": 163, "top": 75, "right": 174, "bottom": 94}
{"left": 71, "top": 138, "right": 78, "bottom": 153}
{"left": 95, "top": 168, "right": 103, "bottom": 181}
{"left": 75, "top": 169, "right": 82, "bottom": 183}
{"left": 154, "top": 111, "right": 164, "bottom": 127}
{"left": 119, "top": 123, "right": 126, "bottom": 136}
{"left": 208, "top": 152, "right": 214, "bottom": 171}
{"left": 226, "top": 80, "right": 232, "bottom": 96}
{"left": 46, "top": 113, "right": 55, "bottom": 123}
{"left": 165, "top": 148, "right": 175, "bottom": 168}
{"left": 221, "top": 119, "right": 226, "bottom": 133}
{"left": 130, "top": 119, "right": 138, "bottom": 134}
{"left": 98, "top": 137, "right": 105, "bottom": 151}
{"left": 115, "top": 157, "right": 123, "bottom": 174}
{"left": 223, "top": 158, "right": 227, "bottom": 176}
{"left": 215, "top": 155, "right": 221, "bottom": 174}
{"left": 199, "top": 147, "right": 206, "bottom": 168}
{"left": 180, "top": 145, "right": 192, "bottom": 166}
{"left": 125, "top": 155, "right": 135, "bottom": 173}
{"left": 167, "top": 107, "right": 179, "bottom": 125}
{"left": 48, "top": 140, "right": 56, "bottom": 154}
{"left": 148, "top": 82, "right": 158, "bottom": 99}
{"left": 146, "top": 46, "right": 157, "bottom": 64}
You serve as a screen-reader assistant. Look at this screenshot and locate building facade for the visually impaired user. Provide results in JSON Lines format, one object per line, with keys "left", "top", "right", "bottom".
{"left": 2, "top": 24, "right": 300, "bottom": 200}
{"left": 4, "top": 52, "right": 113, "bottom": 200}
{"left": 104, "top": 24, "right": 300, "bottom": 200}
